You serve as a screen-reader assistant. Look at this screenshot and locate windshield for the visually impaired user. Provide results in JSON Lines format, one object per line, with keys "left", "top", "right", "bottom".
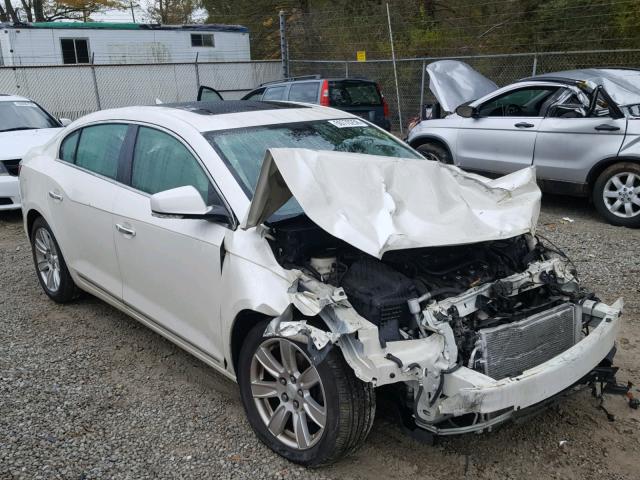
{"left": 0, "top": 101, "right": 60, "bottom": 132}
{"left": 204, "top": 119, "right": 422, "bottom": 221}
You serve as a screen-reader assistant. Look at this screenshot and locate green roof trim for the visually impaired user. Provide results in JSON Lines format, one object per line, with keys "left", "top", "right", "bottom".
{"left": 30, "top": 22, "right": 140, "bottom": 29}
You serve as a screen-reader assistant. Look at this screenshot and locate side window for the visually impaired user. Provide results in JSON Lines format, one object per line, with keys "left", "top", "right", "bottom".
{"left": 478, "top": 87, "right": 558, "bottom": 117}
{"left": 75, "top": 124, "right": 127, "bottom": 179}
{"left": 60, "top": 38, "right": 90, "bottom": 64}
{"left": 288, "top": 82, "right": 319, "bottom": 103}
{"left": 59, "top": 130, "right": 80, "bottom": 163}
{"left": 131, "top": 127, "right": 219, "bottom": 205}
{"left": 262, "top": 86, "right": 286, "bottom": 101}
{"left": 243, "top": 88, "right": 265, "bottom": 101}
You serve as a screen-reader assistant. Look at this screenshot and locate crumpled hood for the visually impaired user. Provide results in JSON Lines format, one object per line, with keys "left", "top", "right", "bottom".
{"left": 0, "top": 128, "right": 62, "bottom": 160}
{"left": 242, "top": 148, "right": 541, "bottom": 259}
{"left": 427, "top": 60, "right": 498, "bottom": 113}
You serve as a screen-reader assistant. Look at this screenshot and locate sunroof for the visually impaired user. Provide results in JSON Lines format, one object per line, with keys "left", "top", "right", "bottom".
{"left": 157, "top": 100, "right": 309, "bottom": 115}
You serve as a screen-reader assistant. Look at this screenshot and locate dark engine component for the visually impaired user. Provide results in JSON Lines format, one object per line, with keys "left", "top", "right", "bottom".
{"left": 269, "top": 217, "right": 340, "bottom": 267}
{"left": 341, "top": 258, "right": 417, "bottom": 346}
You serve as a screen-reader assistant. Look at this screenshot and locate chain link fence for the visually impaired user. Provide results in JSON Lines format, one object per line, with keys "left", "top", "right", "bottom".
{"left": 0, "top": 60, "right": 281, "bottom": 120}
{"left": 291, "top": 49, "right": 640, "bottom": 133}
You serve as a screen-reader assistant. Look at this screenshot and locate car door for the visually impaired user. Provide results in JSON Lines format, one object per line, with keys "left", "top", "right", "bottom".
{"left": 533, "top": 87, "right": 627, "bottom": 185}
{"left": 111, "top": 125, "right": 229, "bottom": 361}
{"left": 197, "top": 85, "right": 224, "bottom": 102}
{"left": 47, "top": 123, "right": 128, "bottom": 298}
{"left": 456, "top": 85, "right": 561, "bottom": 174}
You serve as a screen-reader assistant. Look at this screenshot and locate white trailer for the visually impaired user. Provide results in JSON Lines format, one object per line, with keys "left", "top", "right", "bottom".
{"left": 0, "top": 22, "right": 251, "bottom": 66}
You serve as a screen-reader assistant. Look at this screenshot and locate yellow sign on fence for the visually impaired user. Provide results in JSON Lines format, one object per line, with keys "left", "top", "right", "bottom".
{"left": 356, "top": 50, "right": 366, "bottom": 62}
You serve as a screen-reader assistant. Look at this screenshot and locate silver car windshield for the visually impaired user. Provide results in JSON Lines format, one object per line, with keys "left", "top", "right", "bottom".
{"left": 0, "top": 101, "right": 60, "bottom": 132}
{"left": 204, "top": 119, "right": 422, "bottom": 221}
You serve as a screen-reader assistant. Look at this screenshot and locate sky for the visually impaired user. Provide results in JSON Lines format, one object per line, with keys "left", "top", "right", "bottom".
{"left": 90, "top": 1, "right": 208, "bottom": 24}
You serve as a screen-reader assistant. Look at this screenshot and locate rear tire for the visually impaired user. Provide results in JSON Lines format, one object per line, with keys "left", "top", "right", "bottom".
{"left": 238, "top": 320, "right": 375, "bottom": 466}
{"left": 592, "top": 162, "right": 640, "bottom": 227}
{"left": 415, "top": 141, "right": 453, "bottom": 164}
{"left": 30, "top": 216, "right": 77, "bottom": 303}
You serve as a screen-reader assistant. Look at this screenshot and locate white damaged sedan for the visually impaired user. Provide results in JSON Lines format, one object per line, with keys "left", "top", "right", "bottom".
{"left": 19, "top": 100, "right": 623, "bottom": 466}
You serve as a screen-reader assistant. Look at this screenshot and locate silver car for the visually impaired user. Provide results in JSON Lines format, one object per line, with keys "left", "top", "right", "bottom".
{"left": 407, "top": 61, "right": 640, "bottom": 227}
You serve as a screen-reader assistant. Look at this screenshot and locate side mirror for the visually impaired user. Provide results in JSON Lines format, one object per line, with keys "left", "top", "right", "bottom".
{"left": 59, "top": 118, "right": 72, "bottom": 126}
{"left": 455, "top": 104, "right": 477, "bottom": 118}
{"left": 150, "top": 186, "right": 231, "bottom": 224}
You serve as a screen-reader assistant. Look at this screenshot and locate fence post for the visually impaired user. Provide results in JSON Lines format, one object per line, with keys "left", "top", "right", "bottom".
{"left": 279, "top": 10, "right": 289, "bottom": 78}
{"left": 90, "top": 53, "right": 101, "bottom": 111}
{"left": 345, "top": 61, "right": 349, "bottom": 78}
{"left": 419, "top": 60, "right": 426, "bottom": 111}
{"left": 195, "top": 52, "right": 200, "bottom": 88}
{"left": 386, "top": 2, "right": 403, "bottom": 134}
{"left": 532, "top": 53, "right": 538, "bottom": 76}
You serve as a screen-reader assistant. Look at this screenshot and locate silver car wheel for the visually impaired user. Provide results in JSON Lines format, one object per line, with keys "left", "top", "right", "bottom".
{"left": 250, "top": 338, "right": 326, "bottom": 450}
{"left": 603, "top": 172, "right": 640, "bottom": 218}
{"left": 34, "top": 227, "right": 61, "bottom": 293}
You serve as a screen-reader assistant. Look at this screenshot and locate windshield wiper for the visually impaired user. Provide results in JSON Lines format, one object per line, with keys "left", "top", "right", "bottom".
{"left": 0, "top": 127, "right": 39, "bottom": 133}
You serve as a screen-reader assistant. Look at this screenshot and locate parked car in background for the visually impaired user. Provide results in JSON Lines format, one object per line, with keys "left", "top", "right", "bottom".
{"left": 407, "top": 61, "right": 640, "bottom": 227}
{"left": 0, "top": 95, "right": 69, "bottom": 211}
{"left": 20, "top": 100, "right": 623, "bottom": 466}
{"left": 236, "top": 76, "right": 391, "bottom": 131}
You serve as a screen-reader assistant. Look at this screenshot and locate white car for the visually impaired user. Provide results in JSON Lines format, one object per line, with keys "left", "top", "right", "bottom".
{"left": 0, "top": 95, "right": 68, "bottom": 211}
{"left": 20, "top": 100, "right": 623, "bottom": 466}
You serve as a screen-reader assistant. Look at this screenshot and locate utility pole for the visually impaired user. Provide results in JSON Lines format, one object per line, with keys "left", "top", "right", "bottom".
{"left": 279, "top": 10, "right": 289, "bottom": 79}
{"left": 129, "top": 1, "right": 136, "bottom": 22}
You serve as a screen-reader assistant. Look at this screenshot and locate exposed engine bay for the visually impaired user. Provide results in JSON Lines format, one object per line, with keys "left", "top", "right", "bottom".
{"left": 263, "top": 215, "right": 624, "bottom": 435}
{"left": 267, "top": 215, "right": 592, "bottom": 379}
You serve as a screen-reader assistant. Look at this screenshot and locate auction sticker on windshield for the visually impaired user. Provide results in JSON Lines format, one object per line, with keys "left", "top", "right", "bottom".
{"left": 328, "top": 119, "right": 368, "bottom": 128}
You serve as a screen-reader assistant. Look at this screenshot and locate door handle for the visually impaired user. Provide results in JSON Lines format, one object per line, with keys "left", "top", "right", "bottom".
{"left": 594, "top": 124, "right": 620, "bottom": 131}
{"left": 48, "top": 191, "right": 63, "bottom": 201}
{"left": 514, "top": 122, "right": 535, "bottom": 128}
{"left": 115, "top": 223, "right": 136, "bottom": 237}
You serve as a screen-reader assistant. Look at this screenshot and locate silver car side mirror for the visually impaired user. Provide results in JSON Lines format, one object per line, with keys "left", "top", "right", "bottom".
{"left": 455, "top": 104, "right": 477, "bottom": 118}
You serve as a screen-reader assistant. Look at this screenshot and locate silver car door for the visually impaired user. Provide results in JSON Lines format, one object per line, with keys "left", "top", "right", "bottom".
{"left": 456, "top": 85, "right": 562, "bottom": 175}
{"left": 534, "top": 88, "right": 627, "bottom": 188}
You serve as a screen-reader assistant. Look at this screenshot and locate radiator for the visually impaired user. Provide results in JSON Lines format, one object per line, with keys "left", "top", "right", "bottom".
{"left": 478, "top": 303, "right": 582, "bottom": 380}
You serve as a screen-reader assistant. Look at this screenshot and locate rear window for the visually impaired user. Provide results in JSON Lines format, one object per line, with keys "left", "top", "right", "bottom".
{"left": 329, "top": 81, "right": 382, "bottom": 107}
{"left": 288, "top": 82, "right": 319, "bottom": 103}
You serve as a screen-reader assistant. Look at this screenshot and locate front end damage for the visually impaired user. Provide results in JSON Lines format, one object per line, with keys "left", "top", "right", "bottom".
{"left": 245, "top": 147, "right": 624, "bottom": 436}
{"left": 266, "top": 254, "right": 623, "bottom": 435}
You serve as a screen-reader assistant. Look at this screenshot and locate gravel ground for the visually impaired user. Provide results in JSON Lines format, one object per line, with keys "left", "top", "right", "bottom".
{"left": 1, "top": 196, "right": 639, "bottom": 480}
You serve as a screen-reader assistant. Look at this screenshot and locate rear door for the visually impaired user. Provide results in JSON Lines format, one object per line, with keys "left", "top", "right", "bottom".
{"left": 329, "top": 80, "right": 387, "bottom": 128}
{"left": 533, "top": 88, "right": 627, "bottom": 186}
{"left": 262, "top": 85, "right": 288, "bottom": 101}
{"left": 456, "top": 85, "right": 561, "bottom": 174}
{"left": 112, "top": 124, "right": 228, "bottom": 361}
{"left": 47, "top": 123, "right": 129, "bottom": 298}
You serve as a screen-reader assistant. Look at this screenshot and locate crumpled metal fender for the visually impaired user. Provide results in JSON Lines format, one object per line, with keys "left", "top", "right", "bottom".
{"left": 264, "top": 274, "right": 452, "bottom": 388}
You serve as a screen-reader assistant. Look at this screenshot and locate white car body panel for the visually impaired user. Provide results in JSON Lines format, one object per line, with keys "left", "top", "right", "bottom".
{"left": 244, "top": 148, "right": 541, "bottom": 258}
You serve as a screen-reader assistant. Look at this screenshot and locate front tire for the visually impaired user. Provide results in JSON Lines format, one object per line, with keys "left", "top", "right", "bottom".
{"left": 30, "top": 216, "right": 77, "bottom": 302}
{"left": 238, "top": 321, "right": 375, "bottom": 466}
{"left": 415, "top": 141, "right": 453, "bottom": 164}
{"left": 593, "top": 162, "right": 640, "bottom": 227}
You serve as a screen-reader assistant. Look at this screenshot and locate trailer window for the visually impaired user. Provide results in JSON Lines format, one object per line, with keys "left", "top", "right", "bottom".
{"left": 191, "top": 34, "right": 215, "bottom": 47}
{"left": 61, "top": 38, "right": 90, "bottom": 64}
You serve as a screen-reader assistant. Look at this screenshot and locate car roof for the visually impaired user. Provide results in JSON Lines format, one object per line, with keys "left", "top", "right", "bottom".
{"left": 0, "top": 94, "right": 31, "bottom": 102}
{"left": 260, "top": 77, "right": 376, "bottom": 88}
{"left": 71, "top": 101, "right": 358, "bottom": 132}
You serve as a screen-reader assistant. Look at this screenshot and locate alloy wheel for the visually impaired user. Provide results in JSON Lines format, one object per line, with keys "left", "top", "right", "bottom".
{"left": 250, "top": 338, "right": 326, "bottom": 450}
{"left": 602, "top": 172, "right": 640, "bottom": 218}
{"left": 34, "top": 227, "right": 61, "bottom": 293}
